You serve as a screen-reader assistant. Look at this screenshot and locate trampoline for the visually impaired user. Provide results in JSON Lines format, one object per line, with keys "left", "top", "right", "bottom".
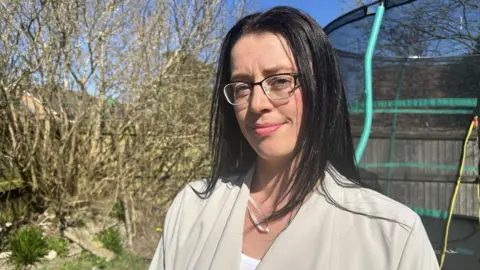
{"left": 324, "top": 0, "right": 479, "bottom": 269}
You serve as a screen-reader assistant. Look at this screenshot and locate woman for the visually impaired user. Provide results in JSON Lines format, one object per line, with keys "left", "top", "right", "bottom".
{"left": 150, "top": 6, "right": 439, "bottom": 270}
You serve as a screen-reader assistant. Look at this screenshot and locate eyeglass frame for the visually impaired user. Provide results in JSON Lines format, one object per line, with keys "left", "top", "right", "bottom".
{"left": 223, "top": 72, "right": 301, "bottom": 106}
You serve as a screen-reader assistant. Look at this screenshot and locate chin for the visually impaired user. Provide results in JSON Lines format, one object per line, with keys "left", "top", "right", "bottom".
{"left": 253, "top": 141, "right": 295, "bottom": 162}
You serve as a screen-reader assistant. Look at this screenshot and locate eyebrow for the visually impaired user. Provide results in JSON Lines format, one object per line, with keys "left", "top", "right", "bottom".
{"left": 230, "top": 66, "right": 295, "bottom": 82}
{"left": 230, "top": 73, "right": 252, "bottom": 82}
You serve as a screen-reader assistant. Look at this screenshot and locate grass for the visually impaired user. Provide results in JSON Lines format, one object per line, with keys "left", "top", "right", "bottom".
{"left": 8, "top": 225, "right": 48, "bottom": 269}
{"left": 46, "top": 236, "right": 69, "bottom": 257}
{"left": 98, "top": 227, "right": 123, "bottom": 255}
{"left": 38, "top": 251, "right": 150, "bottom": 270}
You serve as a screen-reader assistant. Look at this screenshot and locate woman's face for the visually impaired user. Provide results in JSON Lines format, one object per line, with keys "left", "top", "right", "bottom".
{"left": 230, "top": 32, "right": 303, "bottom": 163}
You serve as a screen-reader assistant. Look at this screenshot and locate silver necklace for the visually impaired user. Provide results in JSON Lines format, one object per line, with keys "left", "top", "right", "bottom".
{"left": 247, "top": 195, "right": 270, "bottom": 233}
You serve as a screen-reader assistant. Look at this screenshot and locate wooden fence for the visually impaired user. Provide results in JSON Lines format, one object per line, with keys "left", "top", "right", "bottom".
{"left": 352, "top": 127, "right": 479, "bottom": 217}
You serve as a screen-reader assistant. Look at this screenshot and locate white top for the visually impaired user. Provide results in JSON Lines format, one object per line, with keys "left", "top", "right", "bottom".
{"left": 240, "top": 253, "right": 261, "bottom": 270}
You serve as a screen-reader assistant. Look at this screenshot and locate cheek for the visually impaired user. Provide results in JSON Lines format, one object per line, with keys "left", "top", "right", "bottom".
{"left": 293, "top": 91, "right": 303, "bottom": 128}
{"left": 234, "top": 108, "right": 248, "bottom": 132}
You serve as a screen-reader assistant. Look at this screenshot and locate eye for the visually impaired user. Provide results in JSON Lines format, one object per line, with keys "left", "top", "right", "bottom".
{"left": 268, "top": 76, "right": 293, "bottom": 90}
{"left": 234, "top": 83, "right": 251, "bottom": 96}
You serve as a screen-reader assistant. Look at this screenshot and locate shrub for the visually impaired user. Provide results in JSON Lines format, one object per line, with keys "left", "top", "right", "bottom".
{"left": 109, "top": 200, "right": 125, "bottom": 221}
{"left": 99, "top": 227, "right": 123, "bottom": 255}
{"left": 8, "top": 225, "right": 48, "bottom": 268}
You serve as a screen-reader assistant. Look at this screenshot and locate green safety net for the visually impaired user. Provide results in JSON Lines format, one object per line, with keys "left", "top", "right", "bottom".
{"left": 325, "top": 0, "right": 479, "bottom": 198}
{"left": 325, "top": 1, "right": 479, "bottom": 268}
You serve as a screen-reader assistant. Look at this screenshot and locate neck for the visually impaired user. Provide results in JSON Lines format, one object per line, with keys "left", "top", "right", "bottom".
{"left": 249, "top": 156, "right": 296, "bottom": 206}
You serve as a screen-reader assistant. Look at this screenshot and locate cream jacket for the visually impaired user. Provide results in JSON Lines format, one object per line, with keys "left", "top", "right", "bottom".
{"left": 149, "top": 166, "right": 440, "bottom": 270}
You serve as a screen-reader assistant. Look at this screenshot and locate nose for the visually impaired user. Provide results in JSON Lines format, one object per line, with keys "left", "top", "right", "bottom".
{"left": 249, "top": 84, "right": 273, "bottom": 113}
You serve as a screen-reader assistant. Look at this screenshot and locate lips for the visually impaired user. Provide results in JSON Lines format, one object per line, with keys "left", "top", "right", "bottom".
{"left": 252, "top": 122, "right": 284, "bottom": 136}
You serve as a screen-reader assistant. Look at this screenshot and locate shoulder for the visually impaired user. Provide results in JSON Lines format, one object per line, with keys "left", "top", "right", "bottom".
{"left": 175, "top": 173, "right": 242, "bottom": 204}
{"left": 163, "top": 173, "right": 243, "bottom": 221}
{"left": 322, "top": 166, "right": 421, "bottom": 231}
{"left": 160, "top": 174, "right": 244, "bottom": 246}
{"left": 318, "top": 167, "right": 439, "bottom": 269}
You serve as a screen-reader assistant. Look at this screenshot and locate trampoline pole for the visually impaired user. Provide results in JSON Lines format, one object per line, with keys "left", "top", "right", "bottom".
{"left": 355, "top": 2, "right": 385, "bottom": 163}
{"left": 386, "top": 62, "right": 407, "bottom": 197}
{"left": 439, "top": 117, "right": 476, "bottom": 268}
{"left": 475, "top": 96, "right": 479, "bottom": 224}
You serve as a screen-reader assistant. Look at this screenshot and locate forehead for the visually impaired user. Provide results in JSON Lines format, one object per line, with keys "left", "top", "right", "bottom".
{"left": 230, "top": 32, "right": 296, "bottom": 79}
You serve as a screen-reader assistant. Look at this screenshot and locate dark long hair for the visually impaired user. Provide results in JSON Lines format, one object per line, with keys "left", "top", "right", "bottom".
{"left": 200, "top": 6, "right": 368, "bottom": 221}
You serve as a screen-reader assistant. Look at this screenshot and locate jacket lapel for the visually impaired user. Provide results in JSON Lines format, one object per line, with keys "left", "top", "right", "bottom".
{"left": 195, "top": 166, "right": 254, "bottom": 269}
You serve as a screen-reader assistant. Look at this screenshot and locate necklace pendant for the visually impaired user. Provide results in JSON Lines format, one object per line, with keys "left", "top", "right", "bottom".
{"left": 253, "top": 219, "right": 270, "bottom": 233}
{"left": 247, "top": 196, "right": 271, "bottom": 233}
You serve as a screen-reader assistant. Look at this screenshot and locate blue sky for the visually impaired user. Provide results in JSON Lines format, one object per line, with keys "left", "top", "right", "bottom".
{"left": 256, "top": 0, "right": 348, "bottom": 27}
